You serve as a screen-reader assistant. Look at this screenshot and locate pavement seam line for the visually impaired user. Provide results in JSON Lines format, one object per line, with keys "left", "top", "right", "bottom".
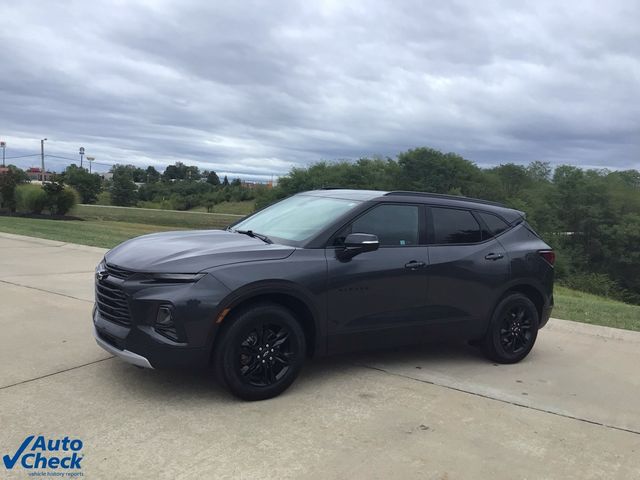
{"left": 0, "top": 270, "right": 94, "bottom": 278}
{"left": 356, "top": 363, "right": 640, "bottom": 437}
{"left": 0, "top": 279, "right": 93, "bottom": 303}
{"left": 0, "top": 357, "right": 115, "bottom": 391}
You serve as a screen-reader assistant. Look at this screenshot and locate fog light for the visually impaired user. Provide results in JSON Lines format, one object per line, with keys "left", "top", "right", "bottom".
{"left": 155, "top": 305, "right": 179, "bottom": 341}
{"left": 156, "top": 306, "right": 173, "bottom": 326}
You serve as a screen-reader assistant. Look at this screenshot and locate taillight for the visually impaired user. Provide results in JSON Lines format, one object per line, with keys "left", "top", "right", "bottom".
{"left": 538, "top": 250, "right": 555, "bottom": 266}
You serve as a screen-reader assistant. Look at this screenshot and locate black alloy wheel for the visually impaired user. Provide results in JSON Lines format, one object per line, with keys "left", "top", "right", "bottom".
{"left": 499, "top": 304, "right": 534, "bottom": 355}
{"left": 237, "top": 323, "right": 294, "bottom": 387}
{"left": 214, "top": 303, "right": 306, "bottom": 401}
{"left": 482, "top": 293, "right": 539, "bottom": 364}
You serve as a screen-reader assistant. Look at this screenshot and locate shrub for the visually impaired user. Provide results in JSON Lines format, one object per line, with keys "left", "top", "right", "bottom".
{"left": 15, "top": 184, "right": 47, "bottom": 214}
{"left": 43, "top": 180, "right": 79, "bottom": 215}
{"left": 57, "top": 187, "right": 79, "bottom": 215}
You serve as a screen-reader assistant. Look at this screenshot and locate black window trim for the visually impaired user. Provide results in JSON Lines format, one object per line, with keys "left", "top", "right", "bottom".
{"left": 426, "top": 205, "right": 512, "bottom": 246}
{"left": 326, "top": 202, "right": 428, "bottom": 248}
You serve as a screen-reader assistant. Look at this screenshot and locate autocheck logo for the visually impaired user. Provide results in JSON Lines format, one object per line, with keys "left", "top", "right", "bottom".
{"left": 3, "top": 435, "right": 84, "bottom": 473}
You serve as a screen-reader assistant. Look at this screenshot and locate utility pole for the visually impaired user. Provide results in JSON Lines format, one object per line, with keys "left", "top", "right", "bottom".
{"left": 87, "top": 156, "right": 95, "bottom": 173}
{"left": 40, "top": 138, "right": 47, "bottom": 182}
{"left": 79, "top": 147, "right": 85, "bottom": 168}
{"left": 0, "top": 141, "right": 5, "bottom": 167}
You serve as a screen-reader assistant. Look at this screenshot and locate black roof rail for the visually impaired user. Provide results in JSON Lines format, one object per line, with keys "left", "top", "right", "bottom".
{"left": 384, "top": 191, "right": 507, "bottom": 208}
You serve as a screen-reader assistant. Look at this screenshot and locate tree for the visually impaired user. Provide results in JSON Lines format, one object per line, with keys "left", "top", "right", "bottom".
{"left": 110, "top": 165, "right": 138, "bottom": 206}
{"left": 526, "top": 161, "right": 552, "bottom": 183}
{"left": 397, "top": 147, "right": 484, "bottom": 196}
{"left": 205, "top": 170, "right": 220, "bottom": 185}
{"left": 487, "top": 163, "right": 532, "bottom": 199}
{"left": 145, "top": 166, "right": 161, "bottom": 183}
{"left": 61, "top": 164, "right": 102, "bottom": 204}
{"left": 0, "top": 165, "right": 29, "bottom": 212}
{"left": 163, "top": 162, "right": 200, "bottom": 181}
{"left": 222, "top": 175, "right": 229, "bottom": 186}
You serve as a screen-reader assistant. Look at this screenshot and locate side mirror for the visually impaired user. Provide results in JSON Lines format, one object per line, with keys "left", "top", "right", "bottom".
{"left": 337, "top": 233, "right": 379, "bottom": 260}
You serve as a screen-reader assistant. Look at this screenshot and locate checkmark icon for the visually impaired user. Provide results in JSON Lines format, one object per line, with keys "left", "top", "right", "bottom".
{"left": 3, "top": 435, "right": 34, "bottom": 469}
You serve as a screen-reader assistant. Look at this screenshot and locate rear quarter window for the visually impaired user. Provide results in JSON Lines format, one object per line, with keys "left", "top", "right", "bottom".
{"left": 477, "top": 211, "right": 510, "bottom": 239}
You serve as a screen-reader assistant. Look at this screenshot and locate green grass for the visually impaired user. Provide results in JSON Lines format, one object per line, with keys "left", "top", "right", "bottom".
{"left": 0, "top": 216, "right": 187, "bottom": 249}
{"left": 73, "top": 204, "right": 242, "bottom": 229}
{"left": 553, "top": 286, "right": 640, "bottom": 332}
{"left": 189, "top": 200, "right": 256, "bottom": 215}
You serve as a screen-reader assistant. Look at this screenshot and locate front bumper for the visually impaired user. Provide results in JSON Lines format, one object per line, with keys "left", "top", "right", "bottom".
{"left": 92, "top": 271, "right": 231, "bottom": 369}
{"left": 94, "top": 326, "right": 153, "bottom": 368}
{"left": 93, "top": 306, "right": 215, "bottom": 369}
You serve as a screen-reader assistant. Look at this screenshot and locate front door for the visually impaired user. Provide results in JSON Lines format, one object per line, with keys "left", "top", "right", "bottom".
{"left": 325, "top": 203, "right": 430, "bottom": 353}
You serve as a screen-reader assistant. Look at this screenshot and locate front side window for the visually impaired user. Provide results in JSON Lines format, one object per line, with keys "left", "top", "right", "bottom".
{"left": 431, "top": 207, "right": 481, "bottom": 244}
{"left": 336, "top": 204, "right": 420, "bottom": 246}
{"left": 233, "top": 195, "right": 361, "bottom": 243}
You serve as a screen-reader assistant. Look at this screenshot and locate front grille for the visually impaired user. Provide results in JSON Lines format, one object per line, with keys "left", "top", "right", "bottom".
{"left": 95, "top": 280, "right": 131, "bottom": 326}
{"left": 105, "top": 263, "right": 134, "bottom": 280}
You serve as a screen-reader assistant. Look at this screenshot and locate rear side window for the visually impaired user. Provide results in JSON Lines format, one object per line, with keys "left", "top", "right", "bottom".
{"left": 477, "top": 212, "right": 510, "bottom": 238}
{"left": 431, "top": 207, "right": 481, "bottom": 244}
{"left": 339, "top": 204, "right": 420, "bottom": 246}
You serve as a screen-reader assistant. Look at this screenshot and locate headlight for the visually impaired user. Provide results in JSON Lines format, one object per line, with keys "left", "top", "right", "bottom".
{"left": 144, "top": 273, "right": 205, "bottom": 283}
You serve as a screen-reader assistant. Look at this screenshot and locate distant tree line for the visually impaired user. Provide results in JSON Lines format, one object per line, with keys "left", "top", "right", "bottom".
{"left": 0, "top": 161, "right": 264, "bottom": 215}
{"left": 2, "top": 147, "right": 639, "bottom": 303}
{"left": 254, "top": 147, "right": 640, "bottom": 304}
{"left": 105, "top": 162, "right": 260, "bottom": 211}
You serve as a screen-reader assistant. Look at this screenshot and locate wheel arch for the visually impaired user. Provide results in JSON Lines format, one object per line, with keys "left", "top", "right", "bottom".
{"left": 499, "top": 282, "right": 546, "bottom": 321}
{"left": 211, "top": 281, "right": 323, "bottom": 359}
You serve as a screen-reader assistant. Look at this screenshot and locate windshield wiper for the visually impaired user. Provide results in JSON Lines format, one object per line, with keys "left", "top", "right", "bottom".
{"left": 233, "top": 229, "right": 272, "bottom": 244}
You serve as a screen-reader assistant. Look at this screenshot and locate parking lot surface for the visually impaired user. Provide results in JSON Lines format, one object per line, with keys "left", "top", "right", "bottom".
{"left": 1, "top": 232, "right": 639, "bottom": 479}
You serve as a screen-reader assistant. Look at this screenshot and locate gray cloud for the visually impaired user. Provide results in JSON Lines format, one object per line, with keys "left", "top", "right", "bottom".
{"left": 1, "top": 0, "right": 638, "bottom": 179}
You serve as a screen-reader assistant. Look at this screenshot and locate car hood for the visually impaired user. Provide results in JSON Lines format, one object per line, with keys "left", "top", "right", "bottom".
{"left": 105, "top": 230, "right": 295, "bottom": 273}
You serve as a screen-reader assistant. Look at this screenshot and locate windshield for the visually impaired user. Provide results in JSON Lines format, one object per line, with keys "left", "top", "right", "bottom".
{"left": 232, "top": 195, "right": 361, "bottom": 244}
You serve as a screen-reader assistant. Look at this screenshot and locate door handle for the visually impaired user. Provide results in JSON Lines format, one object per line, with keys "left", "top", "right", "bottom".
{"left": 404, "top": 261, "right": 426, "bottom": 270}
{"left": 485, "top": 252, "right": 504, "bottom": 261}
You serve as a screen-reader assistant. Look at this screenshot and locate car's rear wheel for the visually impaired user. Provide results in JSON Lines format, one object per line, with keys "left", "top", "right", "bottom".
{"left": 214, "top": 303, "right": 306, "bottom": 401}
{"left": 482, "top": 293, "right": 539, "bottom": 364}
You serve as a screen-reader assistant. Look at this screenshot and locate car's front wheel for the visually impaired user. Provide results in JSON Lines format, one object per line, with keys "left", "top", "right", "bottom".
{"left": 214, "top": 303, "right": 306, "bottom": 401}
{"left": 482, "top": 293, "right": 539, "bottom": 364}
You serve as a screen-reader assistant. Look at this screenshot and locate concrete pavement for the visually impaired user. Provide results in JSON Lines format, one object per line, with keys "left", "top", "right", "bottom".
{"left": 1, "top": 232, "right": 639, "bottom": 479}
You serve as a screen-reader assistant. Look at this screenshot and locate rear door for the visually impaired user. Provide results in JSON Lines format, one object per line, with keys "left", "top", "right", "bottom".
{"left": 424, "top": 207, "right": 510, "bottom": 337}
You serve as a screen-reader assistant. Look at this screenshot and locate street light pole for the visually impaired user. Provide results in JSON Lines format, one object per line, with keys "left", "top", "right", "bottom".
{"left": 79, "top": 147, "right": 85, "bottom": 168}
{"left": 87, "top": 156, "right": 95, "bottom": 174}
{"left": 0, "top": 141, "right": 5, "bottom": 167}
{"left": 40, "top": 138, "right": 47, "bottom": 182}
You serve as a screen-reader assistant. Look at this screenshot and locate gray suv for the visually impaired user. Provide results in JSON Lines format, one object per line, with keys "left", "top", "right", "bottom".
{"left": 93, "top": 189, "right": 554, "bottom": 400}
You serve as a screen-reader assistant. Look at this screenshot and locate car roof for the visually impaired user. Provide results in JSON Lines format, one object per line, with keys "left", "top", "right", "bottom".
{"left": 300, "top": 189, "right": 524, "bottom": 223}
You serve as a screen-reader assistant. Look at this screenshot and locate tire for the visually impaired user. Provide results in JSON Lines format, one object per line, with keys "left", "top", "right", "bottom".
{"left": 482, "top": 293, "right": 539, "bottom": 364}
{"left": 213, "top": 303, "right": 306, "bottom": 401}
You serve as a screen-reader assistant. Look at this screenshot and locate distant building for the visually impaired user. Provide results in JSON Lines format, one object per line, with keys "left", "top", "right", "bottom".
{"left": 0, "top": 167, "right": 9, "bottom": 176}
{"left": 26, "top": 167, "right": 53, "bottom": 182}
{"left": 241, "top": 180, "right": 273, "bottom": 189}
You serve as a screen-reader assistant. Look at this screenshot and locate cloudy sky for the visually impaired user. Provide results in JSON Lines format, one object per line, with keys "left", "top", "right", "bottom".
{"left": 1, "top": 0, "right": 639, "bottom": 180}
